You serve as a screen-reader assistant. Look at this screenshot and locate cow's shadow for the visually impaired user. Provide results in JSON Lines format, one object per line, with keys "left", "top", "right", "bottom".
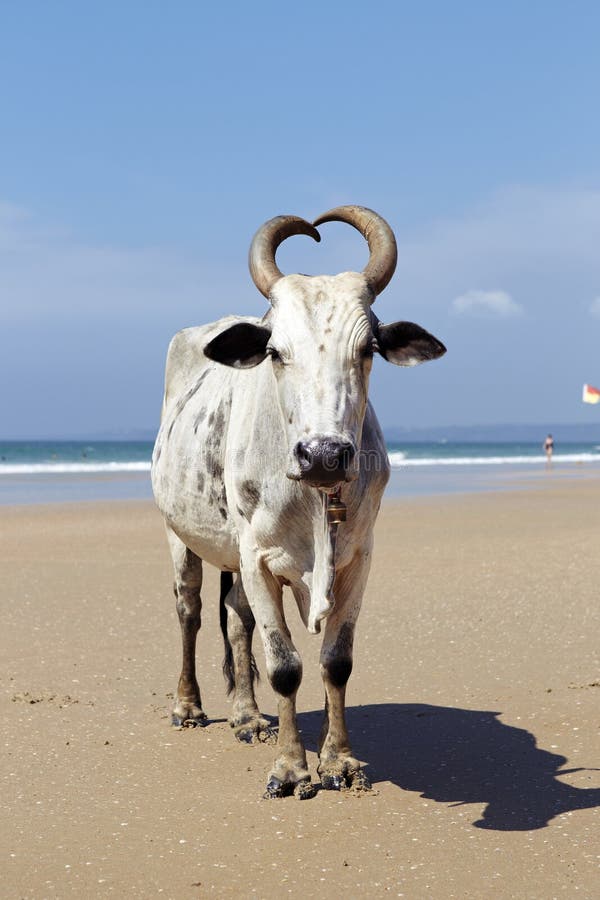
{"left": 296, "top": 703, "right": 600, "bottom": 831}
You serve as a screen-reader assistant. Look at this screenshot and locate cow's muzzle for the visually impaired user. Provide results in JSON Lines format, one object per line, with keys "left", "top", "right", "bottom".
{"left": 293, "top": 438, "right": 356, "bottom": 486}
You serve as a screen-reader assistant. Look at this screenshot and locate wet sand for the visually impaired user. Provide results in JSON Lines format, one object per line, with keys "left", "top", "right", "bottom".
{"left": 2, "top": 482, "right": 600, "bottom": 897}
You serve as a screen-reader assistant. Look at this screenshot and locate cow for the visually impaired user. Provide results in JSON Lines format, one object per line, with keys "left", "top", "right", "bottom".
{"left": 151, "top": 206, "right": 445, "bottom": 799}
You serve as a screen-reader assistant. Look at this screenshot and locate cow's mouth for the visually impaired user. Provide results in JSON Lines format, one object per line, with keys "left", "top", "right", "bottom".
{"left": 286, "top": 469, "right": 356, "bottom": 487}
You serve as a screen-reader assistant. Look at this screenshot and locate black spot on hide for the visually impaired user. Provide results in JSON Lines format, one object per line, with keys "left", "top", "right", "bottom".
{"left": 333, "top": 378, "right": 345, "bottom": 414}
{"left": 326, "top": 657, "right": 353, "bottom": 688}
{"left": 204, "top": 450, "right": 223, "bottom": 481}
{"left": 323, "top": 623, "right": 354, "bottom": 687}
{"left": 239, "top": 480, "right": 261, "bottom": 518}
{"left": 268, "top": 632, "right": 302, "bottom": 697}
{"left": 208, "top": 481, "right": 227, "bottom": 512}
{"left": 175, "top": 372, "right": 209, "bottom": 417}
{"left": 167, "top": 372, "right": 211, "bottom": 442}
{"left": 211, "top": 405, "right": 226, "bottom": 438}
{"left": 193, "top": 408, "right": 207, "bottom": 434}
{"left": 203, "top": 402, "right": 226, "bottom": 451}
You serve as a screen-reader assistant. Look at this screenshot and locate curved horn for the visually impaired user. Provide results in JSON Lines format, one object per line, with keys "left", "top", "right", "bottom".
{"left": 313, "top": 205, "right": 397, "bottom": 299}
{"left": 248, "top": 215, "right": 321, "bottom": 300}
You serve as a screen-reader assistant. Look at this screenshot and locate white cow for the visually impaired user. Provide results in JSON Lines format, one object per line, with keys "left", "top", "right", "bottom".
{"left": 152, "top": 206, "right": 445, "bottom": 798}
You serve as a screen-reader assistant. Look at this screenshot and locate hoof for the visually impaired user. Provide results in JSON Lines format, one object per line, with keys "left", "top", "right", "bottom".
{"left": 294, "top": 778, "right": 317, "bottom": 800}
{"left": 319, "top": 764, "right": 371, "bottom": 792}
{"left": 349, "top": 769, "right": 371, "bottom": 792}
{"left": 263, "top": 776, "right": 294, "bottom": 799}
{"left": 233, "top": 722, "right": 277, "bottom": 745}
{"left": 263, "top": 776, "right": 315, "bottom": 800}
{"left": 321, "top": 773, "right": 344, "bottom": 791}
{"left": 171, "top": 712, "right": 207, "bottom": 728}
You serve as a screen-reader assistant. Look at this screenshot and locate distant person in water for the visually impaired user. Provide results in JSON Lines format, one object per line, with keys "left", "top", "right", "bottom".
{"left": 544, "top": 433, "right": 554, "bottom": 467}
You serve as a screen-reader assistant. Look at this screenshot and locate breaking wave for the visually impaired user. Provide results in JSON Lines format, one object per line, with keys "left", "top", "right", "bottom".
{"left": 0, "top": 461, "right": 152, "bottom": 475}
{"left": 387, "top": 452, "right": 600, "bottom": 468}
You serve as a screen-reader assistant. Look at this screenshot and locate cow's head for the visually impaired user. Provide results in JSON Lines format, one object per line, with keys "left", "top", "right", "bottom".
{"left": 205, "top": 206, "right": 445, "bottom": 487}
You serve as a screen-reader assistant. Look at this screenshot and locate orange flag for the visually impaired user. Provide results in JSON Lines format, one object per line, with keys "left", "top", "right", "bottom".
{"left": 582, "top": 384, "right": 600, "bottom": 404}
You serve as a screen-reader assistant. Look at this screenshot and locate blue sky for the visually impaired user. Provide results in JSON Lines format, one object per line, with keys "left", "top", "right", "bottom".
{"left": 2, "top": 1, "right": 600, "bottom": 437}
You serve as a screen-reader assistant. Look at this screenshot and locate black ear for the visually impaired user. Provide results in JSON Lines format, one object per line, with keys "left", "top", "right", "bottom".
{"left": 376, "top": 321, "right": 446, "bottom": 367}
{"left": 204, "top": 322, "right": 272, "bottom": 368}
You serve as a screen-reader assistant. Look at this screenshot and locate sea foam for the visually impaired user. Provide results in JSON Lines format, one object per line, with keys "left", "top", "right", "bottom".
{"left": 387, "top": 452, "right": 600, "bottom": 467}
{"left": 0, "top": 461, "right": 152, "bottom": 475}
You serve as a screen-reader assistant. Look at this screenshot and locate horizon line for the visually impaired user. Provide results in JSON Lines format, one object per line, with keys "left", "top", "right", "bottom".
{"left": 3, "top": 421, "right": 600, "bottom": 443}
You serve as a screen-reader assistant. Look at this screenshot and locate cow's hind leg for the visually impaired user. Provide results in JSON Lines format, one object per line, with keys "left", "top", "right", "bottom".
{"left": 318, "top": 553, "right": 372, "bottom": 792}
{"left": 220, "top": 575, "right": 275, "bottom": 744}
{"left": 167, "top": 528, "right": 207, "bottom": 727}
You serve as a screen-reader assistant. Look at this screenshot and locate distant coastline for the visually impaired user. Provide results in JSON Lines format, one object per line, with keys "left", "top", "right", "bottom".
{"left": 4, "top": 422, "right": 600, "bottom": 444}
{"left": 382, "top": 422, "right": 600, "bottom": 443}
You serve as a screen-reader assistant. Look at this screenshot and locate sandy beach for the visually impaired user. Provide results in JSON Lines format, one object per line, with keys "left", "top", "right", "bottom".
{"left": 2, "top": 480, "right": 600, "bottom": 898}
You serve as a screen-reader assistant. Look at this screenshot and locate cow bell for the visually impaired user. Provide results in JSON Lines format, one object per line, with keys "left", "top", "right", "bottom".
{"left": 326, "top": 496, "right": 347, "bottom": 525}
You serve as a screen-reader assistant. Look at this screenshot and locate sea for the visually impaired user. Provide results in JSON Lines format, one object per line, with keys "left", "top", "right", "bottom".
{"left": 2, "top": 439, "right": 600, "bottom": 506}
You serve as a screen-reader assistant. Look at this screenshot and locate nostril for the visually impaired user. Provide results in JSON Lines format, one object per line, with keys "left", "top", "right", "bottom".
{"left": 294, "top": 441, "right": 313, "bottom": 468}
{"left": 339, "top": 442, "right": 356, "bottom": 466}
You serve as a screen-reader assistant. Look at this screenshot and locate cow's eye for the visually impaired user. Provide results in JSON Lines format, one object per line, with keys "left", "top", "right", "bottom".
{"left": 267, "top": 346, "right": 283, "bottom": 363}
{"left": 361, "top": 343, "right": 375, "bottom": 360}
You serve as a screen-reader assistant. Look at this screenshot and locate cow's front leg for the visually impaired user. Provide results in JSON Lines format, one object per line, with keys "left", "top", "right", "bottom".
{"left": 318, "top": 554, "right": 371, "bottom": 792}
{"left": 241, "top": 553, "right": 315, "bottom": 799}
{"left": 264, "top": 628, "right": 315, "bottom": 799}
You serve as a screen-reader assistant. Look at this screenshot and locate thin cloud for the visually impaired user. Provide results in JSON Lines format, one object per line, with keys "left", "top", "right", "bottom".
{"left": 451, "top": 289, "right": 523, "bottom": 317}
{"left": 372, "top": 185, "right": 600, "bottom": 325}
{"left": 0, "top": 203, "right": 261, "bottom": 325}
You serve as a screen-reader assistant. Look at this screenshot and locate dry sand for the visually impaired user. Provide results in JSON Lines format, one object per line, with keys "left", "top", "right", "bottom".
{"left": 2, "top": 481, "right": 600, "bottom": 898}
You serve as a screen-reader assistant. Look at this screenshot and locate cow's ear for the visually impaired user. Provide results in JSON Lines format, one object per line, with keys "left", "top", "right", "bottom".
{"left": 376, "top": 321, "right": 446, "bottom": 367}
{"left": 204, "top": 323, "right": 272, "bottom": 368}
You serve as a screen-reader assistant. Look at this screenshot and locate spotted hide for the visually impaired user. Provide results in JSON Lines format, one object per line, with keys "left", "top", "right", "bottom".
{"left": 151, "top": 206, "right": 445, "bottom": 798}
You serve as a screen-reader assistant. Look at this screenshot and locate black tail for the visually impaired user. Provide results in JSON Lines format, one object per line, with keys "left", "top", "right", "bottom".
{"left": 219, "top": 572, "right": 235, "bottom": 695}
{"left": 219, "top": 571, "right": 260, "bottom": 696}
